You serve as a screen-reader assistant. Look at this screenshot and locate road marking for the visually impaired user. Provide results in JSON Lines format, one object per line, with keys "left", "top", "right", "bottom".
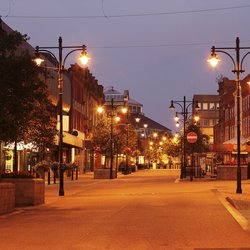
{"left": 212, "top": 189, "right": 249, "bottom": 232}
{"left": 174, "top": 178, "right": 180, "bottom": 183}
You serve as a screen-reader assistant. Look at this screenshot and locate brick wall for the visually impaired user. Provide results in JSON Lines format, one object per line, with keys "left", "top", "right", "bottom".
{"left": 217, "top": 165, "right": 247, "bottom": 180}
{"left": 94, "top": 169, "right": 117, "bottom": 179}
{"left": 0, "top": 183, "right": 15, "bottom": 214}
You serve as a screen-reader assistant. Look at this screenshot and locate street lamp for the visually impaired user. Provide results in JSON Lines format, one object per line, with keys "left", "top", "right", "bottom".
{"left": 169, "top": 97, "right": 199, "bottom": 179}
{"left": 135, "top": 115, "right": 141, "bottom": 167}
{"left": 97, "top": 98, "right": 128, "bottom": 178}
{"left": 34, "top": 37, "right": 90, "bottom": 196}
{"left": 208, "top": 37, "right": 250, "bottom": 194}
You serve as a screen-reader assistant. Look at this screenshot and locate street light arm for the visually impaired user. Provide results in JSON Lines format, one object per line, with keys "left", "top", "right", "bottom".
{"left": 172, "top": 101, "right": 185, "bottom": 113}
{"left": 185, "top": 101, "right": 194, "bottom": 114}
{"left": 62, "top": 47, "right": 86, "bottom": 68}
{"left": 214, "top": 49, "right": 236, "bottom": 71}
{"left": 35, "top": 48, "right": 59, "bottom": 68}
{"left": 240, "top": 51, "right": 250, "bottom": 71}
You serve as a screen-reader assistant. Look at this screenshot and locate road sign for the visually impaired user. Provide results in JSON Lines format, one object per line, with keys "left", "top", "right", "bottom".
{"left": 187, "top": 132, "right": 198, "bottom": 143}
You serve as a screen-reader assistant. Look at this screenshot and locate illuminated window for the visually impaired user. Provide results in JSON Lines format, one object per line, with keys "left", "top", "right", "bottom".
{"left": 209, "top": 103, "right": 215, "bottom": 110}
{"left": 202, "top": 103, "right": 208, "bottom": 110}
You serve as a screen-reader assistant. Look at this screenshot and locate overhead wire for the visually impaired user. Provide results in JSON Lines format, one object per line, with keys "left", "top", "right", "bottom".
{"left": 87, "top": 40, "right": 250, "bottom": 49}
{"left": 2, "top": 4, "right": 250, "bottom": 19}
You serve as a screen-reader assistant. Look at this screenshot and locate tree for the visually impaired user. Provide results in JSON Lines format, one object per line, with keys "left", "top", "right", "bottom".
{"left": 0, "top": 26, "right": 57, "bottom": 171}
{"left": 142, "top": 133, "right": 181, "bottom": 167}
{"left": 92, "top": 116, "right": 138, "bottom": 165}
{"left": 92, "top": 116, "right": 113, "bottom": 156}
{"left": 185, "top": 124, "right": 210, "bottom": 154}
{"left": 161, "top": 134, "right": 182, "bottom": 158}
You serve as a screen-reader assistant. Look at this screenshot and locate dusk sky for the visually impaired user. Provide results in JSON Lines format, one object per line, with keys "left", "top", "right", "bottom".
{"left": 1, "top": 0, "right": 250, "bottom": 132}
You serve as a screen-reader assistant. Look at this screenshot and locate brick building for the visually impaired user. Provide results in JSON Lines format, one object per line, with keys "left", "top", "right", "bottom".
{"left": 69, "top": 64, "right": 104, "bottom": 172}
{"left": 214, "top": 75, "right": 250, "bottom": 165}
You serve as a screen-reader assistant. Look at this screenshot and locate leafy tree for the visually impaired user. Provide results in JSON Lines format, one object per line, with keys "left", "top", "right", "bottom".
{"left": 161, "top": 134, "right": 182, "bottom": 158}
{"left": 115, "top": 124, "right": 137, "bottom": 156}
{"left": 0, "top": 26, "right": 57, "bottom": 171}
{"left": 92, "top": 116, "right": 112, "bottom": 156}
{"left": 144, "top": 143, "right": 162, "bottom": 164}
{"left": 185, "top": 124, "right": 210, "bottom": 154}
{"left": 143, "top": 133, "right": 181, "bottom": 165}
{"left": 92, "top": 116, "right": 138, "bottom": 163}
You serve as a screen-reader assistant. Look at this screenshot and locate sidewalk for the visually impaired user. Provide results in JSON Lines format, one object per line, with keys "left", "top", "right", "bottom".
{"left": 44, "top": 171, "right": 102, "bottom": 204}
{"left": 179, "top": 172, "right": 250, "bottom": 232}
{"left": 44, "top": 171, "right": 128, "bottom": 204}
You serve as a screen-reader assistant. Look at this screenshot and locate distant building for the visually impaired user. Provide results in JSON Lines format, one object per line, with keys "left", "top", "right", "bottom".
{"left": 104, "top": 86, "right": 143, "bottom": 114}
{"left": 103, "top": 86, "right": 173, "bottom": 169}
{"left": 193, "top": 94, "right": 220, "bottom": 144}
{"left": 103, "top": 86, "right": 171, "bottom": 135}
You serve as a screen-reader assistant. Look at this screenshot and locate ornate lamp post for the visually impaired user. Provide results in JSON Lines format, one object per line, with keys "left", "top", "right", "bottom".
{"left": 135, "top": 115, "right": 141, "bottom": 168}
{"left": 97, "top": 96, "right": 128, "bottom": 179}
{"left": 169, "top": 97, "right": 199, "bottom": 179}
{"left": 208, "top": 37, "right": 250, "bottom": 193}
{"left": 34, "top": 37, "right": 89, "bottom": 196}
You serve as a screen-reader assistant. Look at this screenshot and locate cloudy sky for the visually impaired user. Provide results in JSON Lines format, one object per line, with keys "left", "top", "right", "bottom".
{"left": 1, "top": 0, "right": 250, "bottom": 132}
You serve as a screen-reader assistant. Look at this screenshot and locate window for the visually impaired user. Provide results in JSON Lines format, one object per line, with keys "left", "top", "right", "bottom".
{"left": 209, "top": 119, "right": 214, "bottom": 126}
{"left": 202, "top": 103, "right": 208, "bottom": 110}
{"left": 216, "top": 103, "right": 220, "bottom": 109}
{"left": 225, "top": 126, "right": 229, "bottom": 141}
{"left": 243, "top": 96, "right": 250, "bottom": 112}
{"left": 229, "top": 107, "right": 234, "bottom": 120}
{"left": 203, "top": 119, "right": 209, "bottom": 126}
{"left": 209, "top": 103, "right": 215, "bottom": 110}
{"left": 225, "top": 108, "right": 229, "bottom": 121}
{"left": 230, "top": 126, "right": 234, "bottom": 139}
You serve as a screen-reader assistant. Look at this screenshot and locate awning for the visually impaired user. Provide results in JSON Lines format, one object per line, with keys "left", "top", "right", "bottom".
{"left": 212, "top": 143, "right": 250, "bottom": 153}
{"left": 223, "top": 135, "right": 247, "bottom": 145}
{"left": 54, "top": 132, "right": 83, "bottom": 149}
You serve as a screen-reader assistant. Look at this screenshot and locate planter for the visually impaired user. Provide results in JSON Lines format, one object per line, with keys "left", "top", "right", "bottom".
{"left": 0, "top": 183, "right": 15, "bottom": 214}
{"left": 0, "top": 178, "right": 45, "bottom": 207}
{"left": 216, "top": 165, "right": 247, "bottom": 180}
{"left": 94, "top": 169, "right": 117, "bottom": 179}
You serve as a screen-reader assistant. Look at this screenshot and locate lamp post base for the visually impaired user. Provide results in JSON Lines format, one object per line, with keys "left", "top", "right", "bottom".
{"left": 59, "top": 189, "right": 64, "bottom": 196}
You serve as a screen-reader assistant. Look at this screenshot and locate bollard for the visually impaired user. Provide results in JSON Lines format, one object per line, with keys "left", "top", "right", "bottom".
{"left": 71, "top": 169, "right": 74, "bottom": 181}
{"left": 48, "top": 171, "right": 50, "bottom": 185}
{"left": 54, "top": 174, "right": 56, "bottom": 184}
{"left": 76, "top": 169, "right": 78, "bottom": 180}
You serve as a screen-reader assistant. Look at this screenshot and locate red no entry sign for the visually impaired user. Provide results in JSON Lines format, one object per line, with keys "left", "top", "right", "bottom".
{"left": 187, "top": 132, "right": 198, "bottom": 143}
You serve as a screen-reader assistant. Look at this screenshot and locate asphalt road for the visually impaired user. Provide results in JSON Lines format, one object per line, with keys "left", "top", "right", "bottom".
{"left": 1, "top": 170, "right": 250, "bottom": 250}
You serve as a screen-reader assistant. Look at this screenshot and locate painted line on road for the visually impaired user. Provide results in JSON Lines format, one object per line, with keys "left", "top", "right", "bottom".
{"left": 212, "top": 189, "right": 249, "bottom": 232}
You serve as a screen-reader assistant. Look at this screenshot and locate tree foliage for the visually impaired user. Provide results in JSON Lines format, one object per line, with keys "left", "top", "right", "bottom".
{"left": 0, "top": 26, "right": 57, "bottom": 164}
{"left": 143, "top": 133, "right": 181, "bottom": 164}
{"left": 185, "top": 124, "right": 210, "bottom": 154}
{"left": 92, "top": 116, "right": 138, "bottom": 157}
